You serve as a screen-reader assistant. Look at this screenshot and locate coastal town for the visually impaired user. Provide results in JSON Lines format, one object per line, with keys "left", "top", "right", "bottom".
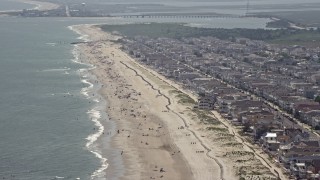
{"left": 3, "top": 0, "right": 320, "bottom": 179}
{"left": 118, "top": 34, "right": 320, "bottom": 179}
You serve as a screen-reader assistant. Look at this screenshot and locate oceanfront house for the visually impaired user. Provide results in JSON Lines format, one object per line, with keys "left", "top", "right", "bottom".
{"left": 293, "top": 102, "right": 320, "bottom": 125}
{"left": 216, "top": 95, "right": 236, "bottom": 114}
{"left": 197, "top": 95, "right": 215, "bottom": 110}
{"left": 229, "top": 100, "right": 265, "bottom": 121}
{"left": 262, "top": 132, "right": 280, "bottom": 152}
{"left": 177, "top": 72, "right": 202, "bottom": 83}
{"left": 302, "top": 110, "right": 320, "bottom": 128}
{"left": 312, "top": 116, "right": 320, "bottom": 128}
{"left": 306, "top": 159, "right": 320, "bottom": 179}
{"left": 278, "top": 140, "right": 320, "bottom": 172}
{"left": 240, "top": 110, "right": 275, "bottom": 125}
{"left": 216, "top": 93, "right": 248, "bottom": 114}
{"left": 290, "top": 162, "right": 307, "bottom": 179}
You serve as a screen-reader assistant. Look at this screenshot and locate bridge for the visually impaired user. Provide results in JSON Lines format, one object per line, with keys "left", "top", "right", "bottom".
{"left": 116, "top": 14, "right": 245, "bottom": 19}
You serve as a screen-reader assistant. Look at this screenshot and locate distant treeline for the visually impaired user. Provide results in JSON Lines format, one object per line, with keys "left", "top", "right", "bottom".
{"left": 266, "top": 19, "right": 291, "bottom": 28}
{"left": 99, "top": 23, "right": 320, "bottom": 42}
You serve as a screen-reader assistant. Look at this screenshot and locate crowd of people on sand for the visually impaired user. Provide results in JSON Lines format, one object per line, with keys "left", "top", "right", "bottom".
{"left": 81, "top": 39, "right": 220, "bottom": 180}
{"left": 196, "top": 151, "right": 205, "bottom": 153}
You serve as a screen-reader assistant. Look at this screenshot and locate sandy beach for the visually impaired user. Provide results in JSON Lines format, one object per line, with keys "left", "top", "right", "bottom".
{"left": 72, "top": 24, "right": 285, "bottom": 180}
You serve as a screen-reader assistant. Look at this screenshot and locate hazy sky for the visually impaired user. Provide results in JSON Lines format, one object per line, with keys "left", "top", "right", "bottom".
{"left": 51, "top": 0, "right": 320, "bottom": 5}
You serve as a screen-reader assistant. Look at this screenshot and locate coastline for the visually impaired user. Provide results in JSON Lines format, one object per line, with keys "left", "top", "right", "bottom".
{"left": 71, "top": 24, "right": 195, "bottom": 180}
{"left": 3, "top": 0, "right": 59, "bottom": 12}
{"left": 14, "top": 0, "right": 59, "bottom": 11}
{"left": 69, "top": 27, "right": 112, "bottom": 179}
{"left": 70, "top": 24, "right": 284, "bottom": 180}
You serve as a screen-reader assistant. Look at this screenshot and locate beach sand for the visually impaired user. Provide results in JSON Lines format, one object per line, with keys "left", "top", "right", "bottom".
{"left": 72, "top": 24, "right": 285, "bottom": 180}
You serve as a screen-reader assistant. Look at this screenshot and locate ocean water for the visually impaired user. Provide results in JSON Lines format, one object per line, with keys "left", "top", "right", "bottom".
{"left": 0, "top": 17, "right": 105, "bottom": 180}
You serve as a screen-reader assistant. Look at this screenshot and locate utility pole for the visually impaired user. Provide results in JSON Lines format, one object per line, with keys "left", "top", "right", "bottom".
{"left": 246, "top": 0, "right": 250, "bottom": 16}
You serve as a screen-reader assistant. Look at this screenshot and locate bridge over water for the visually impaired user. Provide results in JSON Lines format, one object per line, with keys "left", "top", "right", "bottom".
{"left": 116, "top": 15, "right": 245, "bottom": 19}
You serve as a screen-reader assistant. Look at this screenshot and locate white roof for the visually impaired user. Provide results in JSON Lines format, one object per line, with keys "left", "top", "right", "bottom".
{"left": 265, "top": 133, "right": 277, "bottom": 138}
{"left": 296, "top": 163, "right": 305, "bottom": 167}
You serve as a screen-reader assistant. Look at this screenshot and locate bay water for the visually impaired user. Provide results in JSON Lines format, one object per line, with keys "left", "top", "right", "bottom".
{"left": 0, "top": 0, "right": 34, "bottom": 11}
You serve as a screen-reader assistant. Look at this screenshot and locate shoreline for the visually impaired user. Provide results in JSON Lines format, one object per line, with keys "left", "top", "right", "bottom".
{"left": 71, "top": 24, "right": 283, "bottom": 180}
{"left": 13, "top": 0, "right": 59, "bottom": 11}
{"left": 0, "top": 0, "right": 59, "bottom": 13}
{"left": 72, "top": 24, "right": 195, "bottom": 180}
{"left": 71, "top": 24, "right": 203, "bottom": 180}
{"left": 70, "top": 28, "right": 113, "bottom": 179}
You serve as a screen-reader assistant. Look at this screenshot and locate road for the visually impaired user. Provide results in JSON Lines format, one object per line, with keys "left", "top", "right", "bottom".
{"left": 65, "top": 5, "right": 71, "bottom": 17}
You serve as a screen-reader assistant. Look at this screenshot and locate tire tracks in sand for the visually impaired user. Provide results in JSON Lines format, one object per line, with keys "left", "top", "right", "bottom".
{"left": 120, "top": 61, "right": 225, "bottom": 180}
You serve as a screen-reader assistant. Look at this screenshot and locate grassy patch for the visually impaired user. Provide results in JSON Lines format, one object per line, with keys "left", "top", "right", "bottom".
{"left": 216, "top": 133, "right": 234, "bottom": 137}
{"left": 100, "top": 23, "right": 320, "bottom": 48}
{"left": 176, "top": 93, "right": 196, "bottom": 105}
{"left": 100, "top": 23, "right": 192, "bottom": 39}
{"left": 256, "top": 10, "right": 320, "bottom": 27}
{"left": 224, "top": 151, "right": 254, "bottom": 157}
{"left": 269, "top": 31, "right": 320, "bottom": 47}
{"left": 215, "top": 136, "right": 234, "bottom": 141}
{"left": 253, "top": 171, "right": 263, "bottom": 175}
{"left": 99, "top": 23, "right": 320, "bottom": 41}
{"left": 238, "top": 166, "right": 249, "bottom": 176}
{"left": 223, "top": 142, "right": 243, "bottom": 147}
{"left": 159, "top": 85, "right": 172, "bottom": 89}
{"left": 192, "top": 109, "right": 220, "bottom": 125}
{"left": 266, "top": 19, "right": 290, "bottom": 28}
{"left": 207, "top": 127, "right": 228, "bottom": 132}
{"left": 168, "top": 89, "right": 196, "bottom": 105}
{"left": 169, "top": 89, "right": 183, "bottom": 94}
{"left": 236, "top": 159, "right": 254, "bottom": 163}
{"left": 238, "top": 166, "right": 262, "bottom": 176}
